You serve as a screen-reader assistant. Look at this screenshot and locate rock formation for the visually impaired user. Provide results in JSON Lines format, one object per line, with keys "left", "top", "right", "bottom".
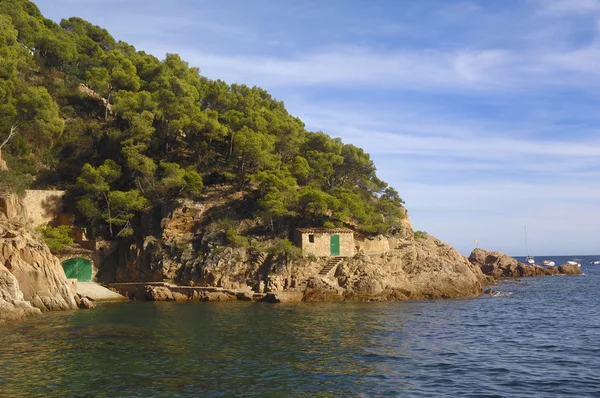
{"left": 469, "top": 248, "right": 582, "bottom": 279}
{"left": 100, "top": 198, "right": 487, "bottom": 301}
{"left": 0, "top": 194, "right": 77, "bottom": 322}
{"left": 302, "top": 236, "right": 485, "bottom": 301}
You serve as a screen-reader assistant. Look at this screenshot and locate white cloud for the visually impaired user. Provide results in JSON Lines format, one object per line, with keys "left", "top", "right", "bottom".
{"left": 135, "top": 40, "right": 600, "bottom": 95}
{"left": 282, "top": 98, "right": 600, "bottom": 255}
{"left": 538, "top": 0, "right": 600, "bottom": 14}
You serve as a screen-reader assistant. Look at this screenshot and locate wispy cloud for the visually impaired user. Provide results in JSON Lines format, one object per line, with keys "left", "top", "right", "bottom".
{"left": 538, "top": 0, "right": 600, "bottom": 14}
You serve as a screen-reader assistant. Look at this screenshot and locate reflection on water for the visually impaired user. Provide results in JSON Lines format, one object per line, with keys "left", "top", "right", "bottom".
{"left": 2, "top": 266, "right": 600, "bottom": 397}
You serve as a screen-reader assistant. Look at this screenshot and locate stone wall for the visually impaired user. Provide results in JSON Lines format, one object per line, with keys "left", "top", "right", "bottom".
{"left": 296, "top": 230, "right": 355, "bottom": 257}
{"left": 355, "top": 235, "right": 390, "bottom": 254}
{"left": 23, "top": 190, "right": 65, "bottom": 228}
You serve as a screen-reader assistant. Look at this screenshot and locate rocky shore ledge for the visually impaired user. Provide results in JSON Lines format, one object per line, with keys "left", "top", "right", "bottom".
{"left": 106, "top": 235, "right": 487, "bottom": 303}
{"left": 107, "top": 246, "right": 584, "bottom": 303}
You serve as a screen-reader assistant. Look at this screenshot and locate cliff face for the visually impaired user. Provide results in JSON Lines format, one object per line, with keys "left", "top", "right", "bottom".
{"left": 101, "top": 199, "right": 486, "bottom": 301}
{"left": 0, "top": 195, "right": 77, "bottom": 323}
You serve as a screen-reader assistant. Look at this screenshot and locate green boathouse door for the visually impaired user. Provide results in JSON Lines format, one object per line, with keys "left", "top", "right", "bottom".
{"left": 61, "top": 258, "right": 93, "bottom": 282}
{"left": 330, "top": 234, "right": 340, "bottom": 256}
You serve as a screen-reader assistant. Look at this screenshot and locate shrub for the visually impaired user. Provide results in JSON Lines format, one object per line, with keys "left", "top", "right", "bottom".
{"left": 268, "top": 238, "right": 302, "bottom": 263}
{"left": 38, "top": 226, "right": 74, "bottom": 253}
{"left": 0, "top": 169, "right": 33, "bottom": 197}
{"left": 414, "top": 230, "right": 428, "bottom": 240}
{"left": 225, "top": 228, "right": 249, "bottom": 248}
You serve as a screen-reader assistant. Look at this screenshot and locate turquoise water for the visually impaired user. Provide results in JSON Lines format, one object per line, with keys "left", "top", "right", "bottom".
{"left": 1, "top": 260, "right": 600, "bottom": 397}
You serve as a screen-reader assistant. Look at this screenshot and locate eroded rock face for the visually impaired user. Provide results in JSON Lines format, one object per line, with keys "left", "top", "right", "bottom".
{"left": 469, "top": 248, "right": 582, "bottom": 279}
{"left": 329, "top": 236, "right": 484, "bottom": 301}
{"left": 0, "top": 194, "right": 77, "bottom": 322}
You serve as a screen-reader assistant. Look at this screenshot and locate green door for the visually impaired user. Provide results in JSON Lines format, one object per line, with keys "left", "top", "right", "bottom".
{"left": 61, "top": 258, "right": 93, "bottom": 282}
{"left": 330, "top": 234, "right": 340, "bottom": 256}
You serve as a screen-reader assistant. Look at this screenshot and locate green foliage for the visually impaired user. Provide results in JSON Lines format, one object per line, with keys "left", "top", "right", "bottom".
{"left": 0, "top": 1, "right": 406, "bottom": 240}
{"left": 268, "top": 238, "right": 302, "bottom": 263}
{"left": 0, "top": 152, "right": 33, "bottom": 195}
{"left": 156, "top": 162, "right": 203, "bottom": 199}
{"left": 38, "top": 225, "right": 74, "bottom": 253}
{"left": 75, "top": 159, "right": 147, "bottom": 237}
{"left": 225, "top": 228, "right": 248, "bottom": 248}
{"left": 0, "top": 168, "right": 32, "bottom": 196}
{"left": 414, "top": 230, "right": 428, "bottom": 240}
{"left": 107, "top": 189, "right": 148, "bottom": 237}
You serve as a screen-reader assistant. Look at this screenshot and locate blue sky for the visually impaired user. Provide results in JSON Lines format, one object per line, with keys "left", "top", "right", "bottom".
{"left": 36, "top": 0, "right": 600, "bottom": 256}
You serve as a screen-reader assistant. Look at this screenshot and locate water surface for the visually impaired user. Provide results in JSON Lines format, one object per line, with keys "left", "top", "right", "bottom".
{"left": 1, "top": 257, "right": 600, "bottom": 397}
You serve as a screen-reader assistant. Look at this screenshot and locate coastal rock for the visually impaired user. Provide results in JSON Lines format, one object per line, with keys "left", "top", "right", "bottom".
{"left": 546, "top": 266, "right": 560, "bottom": 275}
{"left": 558, "top": 263, "right": 582, "bottom": 275}
{"left": 74, "top": 293, "right": 96, "bottom": 309}
{"left": 0, "top": 194, "right": 77, "bottom": 322}
{"left": 145, "top": 285, "right": 176, "bottom": 301}
{"left": 469, "top": 248, "right": 582, "bottom": 279}
{"left": 469, "top": 248, "right": 549, "bottom": 278}
{"left": 0, "top": 263, "right": 41, "bottom": 322}
{"left": 261, "top": 292, "right": 304, "bottom": 303}
{"left": 300, "top": 235, "right": 485, "bottom": 301}
{"left": 100, "top": 198, "right": 486, "bottom": 302}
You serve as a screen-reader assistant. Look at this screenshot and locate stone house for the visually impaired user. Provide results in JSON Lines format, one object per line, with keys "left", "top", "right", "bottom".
{"left": 294, "top": 228, "right": 355, "bottom": 257}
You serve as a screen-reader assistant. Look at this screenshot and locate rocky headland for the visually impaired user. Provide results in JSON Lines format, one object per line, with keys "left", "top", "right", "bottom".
{"left": 0, "top": 192, "right": 584, "bottom": 318}
{"left": 0, "top": 195, "right": 77, "bottom": 322}
{"left": 100, "top": 198, "right": 487, "bottom": 302}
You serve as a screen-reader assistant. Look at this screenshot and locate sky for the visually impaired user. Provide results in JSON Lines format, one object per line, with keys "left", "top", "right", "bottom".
{"left": 35, "top": 0, "right": 600, "bottom": 256}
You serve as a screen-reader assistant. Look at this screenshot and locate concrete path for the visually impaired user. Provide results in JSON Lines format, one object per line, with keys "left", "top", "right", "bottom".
{"left": 76, "top": 282, "right": 127, "bottom": 301}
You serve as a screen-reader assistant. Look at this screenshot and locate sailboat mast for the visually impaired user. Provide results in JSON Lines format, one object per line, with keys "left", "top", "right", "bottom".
{"left": 524, "top": 225, "right": 529, "bottom": 257}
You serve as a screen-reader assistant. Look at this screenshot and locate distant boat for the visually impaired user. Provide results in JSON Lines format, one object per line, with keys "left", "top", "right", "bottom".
{"left": 591, "top": 260, "right": 600, "bottom": 265}
{"left": 524, "top": 226, "right": 535, "bottom": 265}
{"left": 567, "top": 259, "right": 582, "bottom": 268}
{"left": 542, "top": 260, "right": 555, "bottom": 266}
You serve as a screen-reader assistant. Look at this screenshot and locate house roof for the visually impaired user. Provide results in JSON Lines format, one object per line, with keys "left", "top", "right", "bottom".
{"left": 296, "top": 227, "right": 354, "bottom": 234}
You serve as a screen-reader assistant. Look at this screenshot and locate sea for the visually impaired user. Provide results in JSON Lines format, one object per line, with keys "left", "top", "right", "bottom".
{"left": 1, "top": 255, "right": 600, "bottom": 397}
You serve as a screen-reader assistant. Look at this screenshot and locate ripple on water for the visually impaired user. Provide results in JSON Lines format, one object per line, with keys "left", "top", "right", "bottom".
{"left": 1, "top": 270, "right": 600, "bottom": 396}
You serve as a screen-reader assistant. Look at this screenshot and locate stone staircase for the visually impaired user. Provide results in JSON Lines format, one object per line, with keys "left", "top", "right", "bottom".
{"left": 254, "top": 252, "right": 267, "bottom": 267}
{"left": 319, "top": 256, "right": 344, "bottom": 277}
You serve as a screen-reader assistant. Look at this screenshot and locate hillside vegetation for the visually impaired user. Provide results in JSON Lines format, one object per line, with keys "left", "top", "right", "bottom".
{"left": 0, "top": 0, "right": 405, "bottom": 243}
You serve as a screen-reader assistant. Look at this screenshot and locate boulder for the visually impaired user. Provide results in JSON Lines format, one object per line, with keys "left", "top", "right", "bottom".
{"left": 558, "top": 263, "right": 583, "bottom": 275}
{"left": 261, "top": 291, "right": 304, "bottom": 303}
{"left": 74, "top": 293, "right": 96, "bottom": 309}
{"left": 145, "top": 285, "right": 175, "bottom": 301}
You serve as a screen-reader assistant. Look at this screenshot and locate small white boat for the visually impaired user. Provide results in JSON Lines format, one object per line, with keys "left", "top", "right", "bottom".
{"left": 524, "top": 226, "right": 535, "bottom": 265}
{"left": 567, "top": 259, "right": 582, "bottom": 267}
{"left": 591, "top": 260, "right": 600, "bottom": 265}
{"left": 542, "top": 260, "right": 555, "bottom": 266}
